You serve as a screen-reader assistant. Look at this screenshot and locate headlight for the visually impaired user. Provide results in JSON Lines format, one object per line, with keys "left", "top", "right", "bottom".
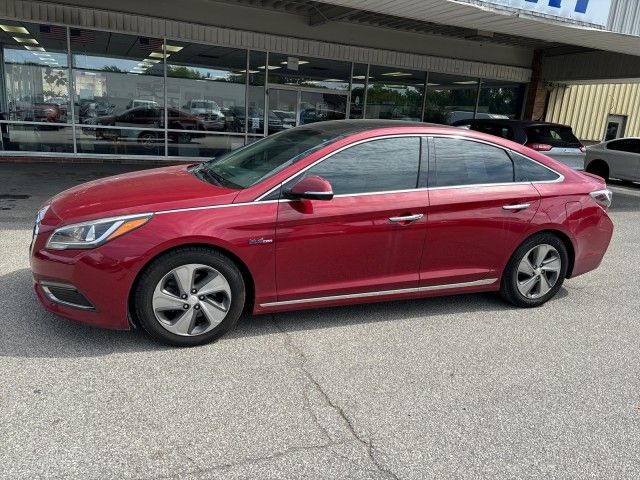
{"left": 46, "top": 213, "right": 152, "bottom": 250}
{"left": 33, "top": 205, "right": 50, "bottom": 237}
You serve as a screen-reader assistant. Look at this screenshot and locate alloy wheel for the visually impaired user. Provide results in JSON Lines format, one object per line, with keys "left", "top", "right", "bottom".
{"left": 152, "top": 263, "right": 232, "bottom": 336}
{"left": 516, "top": 244, "right": 562, "bottom": 299}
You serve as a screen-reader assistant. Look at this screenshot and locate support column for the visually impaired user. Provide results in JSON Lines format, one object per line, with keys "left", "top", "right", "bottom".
{"left": 523, "top": 49, "right": 549, "bottom": 121}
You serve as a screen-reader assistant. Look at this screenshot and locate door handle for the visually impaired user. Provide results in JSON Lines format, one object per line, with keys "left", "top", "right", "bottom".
{"left": 502, "top": 203, "right": 531, "bottom": 211}
{"left": 388, "top": 214, "right": 424, "bottom": 223}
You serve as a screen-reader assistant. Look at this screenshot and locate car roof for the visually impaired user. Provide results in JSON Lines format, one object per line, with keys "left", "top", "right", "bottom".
{"left": 452, "top": 119, "right": 572, "bottom": 129}
{"left": 294, "top": 119, "right": 442, "bottom": 135}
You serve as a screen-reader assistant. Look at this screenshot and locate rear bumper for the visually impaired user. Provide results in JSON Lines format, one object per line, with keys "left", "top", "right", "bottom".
{"left": 570, "top": 205, "right": 614, "bottom": 278}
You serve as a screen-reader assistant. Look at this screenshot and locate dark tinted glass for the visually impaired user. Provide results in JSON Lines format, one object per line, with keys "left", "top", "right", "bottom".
{"left": 608, "top": 139, "right": 640, "bottom": 153}
{"left": 433, "top": 138, "right": 513, "bottom": 187}
{"left": 525, "top": 125, "right": 581, "bottom": 147}
{"left": 302, "top": 137, "right": 420, "bottom": 195}
{"left": 197, "top": 126, "right": 348, "bottom": 188}
{"left": 511, "top": 152, "right": 560, "bottom": 182}
{"left": 470, "top": 123, "right": 515, "bottom": 141}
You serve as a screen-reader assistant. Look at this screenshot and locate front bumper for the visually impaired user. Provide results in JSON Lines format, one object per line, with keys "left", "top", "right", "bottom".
{"left": 30, "top": 236, "right": 137, "bottom": 330}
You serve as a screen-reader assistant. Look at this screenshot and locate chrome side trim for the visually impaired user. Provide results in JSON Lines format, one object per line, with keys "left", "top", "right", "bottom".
{"left": 259, "top": 278, "right": 498, "bottom": 308}
{"left": 155, "top": 201, "right": 280, "bottom": 215}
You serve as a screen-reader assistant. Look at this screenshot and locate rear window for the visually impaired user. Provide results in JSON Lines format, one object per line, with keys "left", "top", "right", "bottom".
{"left": 525, "top": 125, "right": 581, "bottom": 148}
{"left": 470, "top": 123, "right": 515, "bottom": 141}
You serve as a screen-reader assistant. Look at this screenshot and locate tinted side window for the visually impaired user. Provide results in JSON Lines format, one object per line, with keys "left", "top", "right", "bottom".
{"left": 432, "top": 138, "right": 514, "bottom": 187}
{"left": 511, "top": 152, "right": 561, "bottom": 182}
{"left": 301, "top": 137, "right": 420, "bottom": 195}
{"left": 607, "top": 139, "right": 640, "bottom": 153}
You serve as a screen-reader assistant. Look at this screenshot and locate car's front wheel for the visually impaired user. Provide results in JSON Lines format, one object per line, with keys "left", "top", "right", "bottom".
{"left": 133, "top": 247, "right": 245, "bottom": 346}
{"left": 500, "top": 233, "right": 569, "bottom": 308}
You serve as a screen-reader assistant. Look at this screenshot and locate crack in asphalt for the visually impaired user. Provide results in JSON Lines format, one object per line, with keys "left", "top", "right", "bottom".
{"left": 154, "top": 442, "right": 351, "bottom": 479}
{"left": 270, "top": 315, "right": 400, "bottom": 480}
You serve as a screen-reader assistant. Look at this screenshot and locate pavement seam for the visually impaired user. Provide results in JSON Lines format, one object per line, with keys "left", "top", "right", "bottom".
{"left": 270, "top": 315, "right": 400, "bottom": 480}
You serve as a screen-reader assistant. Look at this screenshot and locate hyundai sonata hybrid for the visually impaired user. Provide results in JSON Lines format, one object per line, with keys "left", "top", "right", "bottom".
{"left": 30, "top": 120, "right": 614, "bottom": 346}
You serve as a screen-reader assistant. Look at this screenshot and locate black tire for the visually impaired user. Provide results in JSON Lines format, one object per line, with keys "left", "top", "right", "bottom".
{"left": 586, "top": 160, "right": 609, "bottom": 181}
{"left": 500, "top": 233, "right": 569, "bottom": 308}
{"left": 133, "top": 247, "right": 246, "bottom": 347}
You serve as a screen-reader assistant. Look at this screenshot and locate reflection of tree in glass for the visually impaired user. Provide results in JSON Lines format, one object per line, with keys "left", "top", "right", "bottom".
{"left": 366, "top": 84, "right": 422, "bottom": 119}
{"left": 168, "top": 65, "right": 245, "bottom": 83}
{"left": 43, "top": 67, "right": 67, "bottom": 98}
{"left": 102, "top": 65, "right": 124, "bottom": 73}
{"left": 478, "top": 87, "right": 519, "bottom": 116}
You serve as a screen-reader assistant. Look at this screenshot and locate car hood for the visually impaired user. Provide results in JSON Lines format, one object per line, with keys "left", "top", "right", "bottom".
{"left": 47, "top": 165, "right": 239, "bottom": 225}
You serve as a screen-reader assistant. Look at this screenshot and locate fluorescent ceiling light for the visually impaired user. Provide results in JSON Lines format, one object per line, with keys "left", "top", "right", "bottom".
{"left": 1, "top": 25, "right": 29, "bottom": 34}
{"left": 25, "top": 46, "right": 46, "bottom": 51}
{"left": 258, "top": 65, "right": 280, "bottom": 70}
{"left": 142, "top": 58, "right": 160, "bottom": 64}
{"left": 352, "top": 75, "right": 366, "bottom": 80}
{"left": 239, "top": 69, "right": 259, "bottom": 74}
{"left": 382, "top": 72, "right": 413, "bottom": 77}
{"left": 13, "top": 37, "right": 38, "bottom": 44}
{"left": 280, "top": 60, "right": 309, "bottom": 65}
{"left": 149, "top": 52, "right": 166, "bottom": 59}
{"left": 454, "top": 81, "right": 478, "bottom": 85}
{"left": 427, "top": 83, "right": 440, "bottom": 86}
{"left": 164, "top": 45, "right": 183, "bottom": 53}
{"left": 323, "top": 78, "right": 344, "bottom": 82}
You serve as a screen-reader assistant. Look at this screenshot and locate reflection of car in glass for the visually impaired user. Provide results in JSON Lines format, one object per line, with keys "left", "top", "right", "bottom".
{"left": 12, "top": 95, "right": 67, "bottom": 123}
{"left": 585, "top": 138, "right": 640, "bottom": 182}
{"left": 185, "top": 99, "right": 225, "bottom": 131}
{"left": 452, "top": 119, "right": 586, "bottom": 170}
{"left": 126, "top": 99, "right": 159, "bottom": 109}
{"left": 89, "top": 106, "right": 205, "bottom": 146}
{"left": 31, "top": 120, "right": 613, "bottom": 347}
{"left": 447, "top": 111, "right": 509, "bottom": 124}
{"left": 299, "top": 106, "right": 345, "bottom": 124}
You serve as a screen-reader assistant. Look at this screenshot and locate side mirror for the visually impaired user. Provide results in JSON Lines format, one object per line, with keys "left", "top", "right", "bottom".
{"left": 284, "top": 175, "right": 334, "bottom": 201}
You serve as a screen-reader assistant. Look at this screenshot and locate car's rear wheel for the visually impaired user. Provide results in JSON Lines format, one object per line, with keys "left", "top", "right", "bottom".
{"left": 500, "top": 233, "right": 568, "bottom": 308}
{"left": 133, "top": 247, "right": 245, "bottom": 346}
{"left": 137, "top": 131, "right": 157, "bottom": 148}
{"left": 586, "top": 160, "right": 609, "bottom": 181}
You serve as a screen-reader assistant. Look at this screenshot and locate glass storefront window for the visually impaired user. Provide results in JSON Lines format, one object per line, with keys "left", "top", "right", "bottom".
{"left": 166, "top": 42, "right": 247, "bottom": 134}
{"left": 349, "top": 64, "right": 367, "bottom": 119}
{"left": 424, "top": 73, "right": 479, "bottom": 125}
{"left": 267, "top": 54, "right": 350, "bottom": 91}
{"left": 1, "top": 22, "right": 70, "bottom": 124}
{"left": 365, "top": 66, "right": 425, "bottom": 121}
{"left": 2, "top": 124, "right": 73, "bottom": 152}
{"left": 247, "top": 51, "right": 266, "bottom": 135}
{"left": 167, "top": 133, "right": 246, "bottom": 158}
{"left": 70, "top": 29, "right": 166, "bottom": 154}
{"left": 477, "top": 80, "right": 525, "bottom": 120}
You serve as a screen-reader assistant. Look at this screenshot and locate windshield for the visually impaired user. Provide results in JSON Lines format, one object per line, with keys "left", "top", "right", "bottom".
{"left": 193, "top": 127, "right": 346, "bottom": 189}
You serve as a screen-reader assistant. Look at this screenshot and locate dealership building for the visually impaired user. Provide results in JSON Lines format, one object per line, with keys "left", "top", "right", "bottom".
{"left": 0, "top": 0, "right": 639, "bottom": 162}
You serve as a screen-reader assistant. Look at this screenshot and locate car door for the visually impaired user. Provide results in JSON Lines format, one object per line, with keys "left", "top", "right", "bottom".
{"left": 420, "top": 136, "right": 541, "bottom": 286}
{"left": 274, "top": 136, "right": 428, "bottom": 302}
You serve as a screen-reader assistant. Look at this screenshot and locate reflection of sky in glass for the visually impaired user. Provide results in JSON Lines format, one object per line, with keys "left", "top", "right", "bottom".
{"left": 167, "top": 64, "right": 236, "bottom": 81}
{"left": 73, "top": 54, "right": 141, "bottom": 71}
{"left": 309, "top": 137, "right": 420, "bottom": 195}
{"left": 4, "top": 48, "right": 68, "bottom": 67}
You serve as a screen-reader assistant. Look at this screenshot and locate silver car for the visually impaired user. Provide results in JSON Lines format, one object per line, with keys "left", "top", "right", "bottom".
{"left": 585, "top": 137, "right": 640, "bottom": 182}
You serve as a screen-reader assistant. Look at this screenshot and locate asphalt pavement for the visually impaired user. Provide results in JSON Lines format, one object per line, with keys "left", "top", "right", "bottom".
{"left": 1, "top": 163, "right": 639, "bottom": 479}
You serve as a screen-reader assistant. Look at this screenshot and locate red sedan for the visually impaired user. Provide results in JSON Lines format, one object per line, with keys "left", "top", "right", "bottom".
{"left": 30, "top": 120, "right": 614, "bottom": 346}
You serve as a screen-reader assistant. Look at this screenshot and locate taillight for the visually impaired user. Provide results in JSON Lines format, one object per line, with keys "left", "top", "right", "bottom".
{"left": 526, "top": 142, "right": 553, "bottom": 152}
{"left": 579, "top": 145, "right": 586, "bottom": 153}
{"left": 590, "top": 189, "right": 612, "bottom": 210}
